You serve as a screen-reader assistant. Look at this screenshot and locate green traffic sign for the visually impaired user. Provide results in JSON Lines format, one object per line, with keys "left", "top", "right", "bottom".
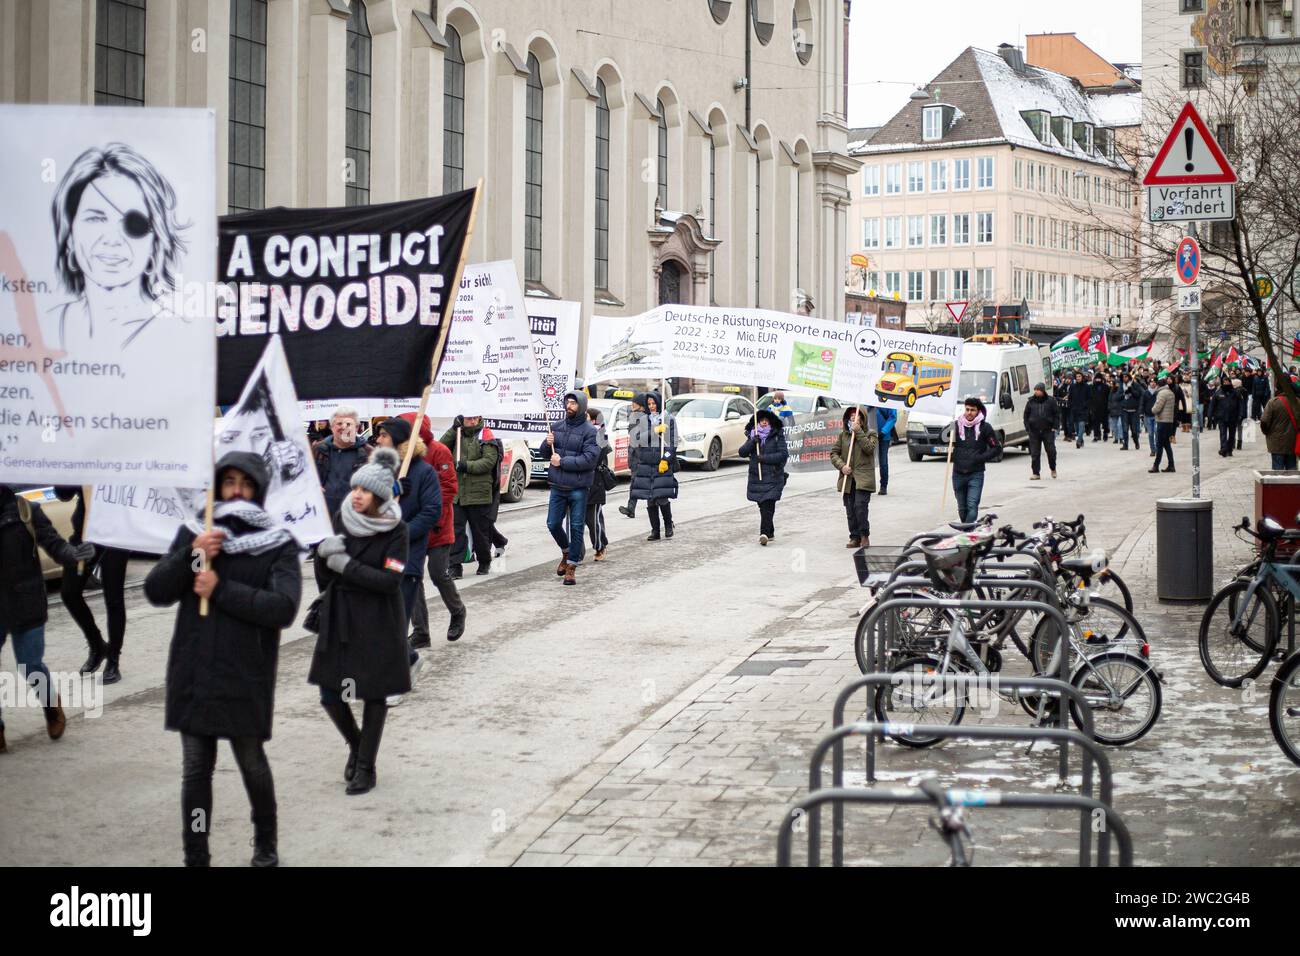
{"left": 1256, "top": 275, "right": 1275, "bottom": 298}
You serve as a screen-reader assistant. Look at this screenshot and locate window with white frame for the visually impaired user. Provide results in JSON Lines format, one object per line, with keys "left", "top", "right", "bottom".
{"left": 1013, "top": 269, "right": 1022, "bottom": 299}
{"left": 1073, "top": 222, "right": 1080, "bottom": 251}
{"left": 907, "top": 161, "right": 924, "bottom": 193}
{"left": 1014, "top": 213, "right": 1022, "bottom": 244}
{"left": 1038, "top": 218, "right": 1046, "bottom": 246}
{"left": 1025, "top": 214, "right": 1035, "bottom": 246}
{"left": 952, "top": 269, "right": 970, "bottom": 299}
{"left": 976, "top": 212, "right": 993, "bottom": 243}
{"left": 885, "top": 163, "right": 902, "bottom": 194}
{"left": 1037, "top": 163, "right": 1046, "bottom": 191}
{"left": 929, "top": 159, "right": 947, "bottom": 191}
{"left": 1014, "top": 159, "right": 1022, "bottom": 188}
{"left": 976, "top": 156, "right": 994, "bottom": 189}
{"left": 930, "top": 213, "right": 947, "bottom": 246}
{"left": 865, "top": 270, "right": 880, "bottom": 292}
{"left": 862, "top": 218, "right": 880, "bottom": 248}
{"left": 1026, "top": 163, "right": 1034, "bottom": 191}
{"left": 907, "top": 215, "right": 925, "bottom": 247}
{"left": 862, "top": 165, "right": 880, "bottom": 196}
{"left": 952, "top": 213, "right": 970, "bottom": 244}
{"left": 907, "top": 270, "right": 924, "bottom": 302}
{"left": 1050, "top": 219, "right": 1058, "bottom": 248}
{"left": 884, "top": 271, "right": 901, "bottom": 296}
{"left": 884, "top": 216, "right": 901, "bottom": 248}
{"left": 930, "top": 269, "right": 947, "bottom": 301}
{"left": 976, "top": 268, "right": 993, "bottom": 298}
{"left": 952, "top": 158, "right": 970, "bottom": 190}
{"left": 923, "top": 105, "right": 943, "bottom": 141}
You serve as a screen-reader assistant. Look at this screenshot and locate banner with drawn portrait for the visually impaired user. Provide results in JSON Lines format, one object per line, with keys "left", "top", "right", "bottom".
{"left": 0, "top": 104, "right": 217, "bottom": 486}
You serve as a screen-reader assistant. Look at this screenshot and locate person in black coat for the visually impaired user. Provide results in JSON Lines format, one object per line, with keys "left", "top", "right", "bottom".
{"left": 1023, "top": 383, "right": 1058, "bottom": 479}
{"left": 628, "top": 392, "right": 680, "bottom": 543}
{"left": 739, "top": 408, "right": 789, "bottom": 545}
{"left": 310, "top": 446, "right": 410, "bottom": 796}
{"left": 1253, "top": 370, "right": 1270, "bottom": 420}
{"left": 144, "top": 451, "right": 302, "bottom": 868}
{"left": 54, "top": 486, "right": 130, "bottom": 683}
{"left": 1119, "top": 373, "right": 1143, "bottom": 451}
{"left": 1067, "top": 371, "right": 1091, "bottom": 447}
{"left": 585, "top": 407, "right": 612, "bottom": 561}
{"left": 1214, "top": 379, "right": 1242, "bottom": 456}
{"left": 951, "top": 397, "right": 1000, "bottom": 524}
{"left": 1089, "top": 373, "right": 1110, "bottom": 441}
{"left": 0, "top": 486, "right": 94, "bottom": 753}
{"left": 537, "top": 391, "right": 601, "bottom": 583}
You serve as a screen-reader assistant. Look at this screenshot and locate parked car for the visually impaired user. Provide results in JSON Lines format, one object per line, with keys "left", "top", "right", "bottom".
{"left": 529, "top": 395, "right": 634, "bottom": 481}
{"left": 755, "top": 391, "right": 846, "bottom": 417}
{"left": 15, "top": 485, "right": 77, "bottom": 580}
{"left": 369, "top": 420, "right": 531, "bottom": 503}
{"left": 664, "top": 391, "right": 755, "bottom": 470}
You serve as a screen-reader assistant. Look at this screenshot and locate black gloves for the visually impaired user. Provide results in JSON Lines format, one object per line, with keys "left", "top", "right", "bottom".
{"left": 455, "top": 460, "right": 468, "bottom": 474}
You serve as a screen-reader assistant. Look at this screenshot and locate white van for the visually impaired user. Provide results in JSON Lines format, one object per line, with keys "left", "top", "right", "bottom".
{"left": 904, "top": 335, "right": 1051, "bottom": 461}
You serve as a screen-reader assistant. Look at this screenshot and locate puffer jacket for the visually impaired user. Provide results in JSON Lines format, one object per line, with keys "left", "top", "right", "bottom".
{"left": 829, "top": 407, "right": 878, "bottom": 493}
{"left": 536, "top": 391, "right": 600, "bottom": 491}
{"left": 0, "top": 487, "right": 80, "bottom": 631}
{"left": 440, "top": 418, "right": 500, "bottom": 506}
{"left": 1151, "top": 385, "right": 1177, "bottom": 424}
{"left": 400, "top": 412, "right": 457, "bottom": 548}
{"left": 739, "top": 414, "right": 789, "bottom": 503}
{"left": 1023, "top": 393, "right": 1058, "bottom": 434}
{"left": 630, "top": 393, "right": 679, "bottom": 501}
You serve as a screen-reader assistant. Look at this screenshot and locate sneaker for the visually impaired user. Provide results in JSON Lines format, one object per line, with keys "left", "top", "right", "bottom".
{"left": 386, "top": 695, "right": 404, "bottom": 707}
{"left": 618, "top": 506, "right": 634, "bottom": 519}
{"left": 759, "top": 534, "right": 769, "bottom": 546}
{"left": 410, "top": 655, "right": 425, "bottom": 685}
{"left": 1030, "top": 474, "right": 1041, "bottom": 480}
{"left": 492, "top": 538, "right": 508, "bottom": 558}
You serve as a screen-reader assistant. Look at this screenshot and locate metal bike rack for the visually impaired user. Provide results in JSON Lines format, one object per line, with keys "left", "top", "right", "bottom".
{"left": 776, "top": 786, "right": 1133, "bottom": 867}
{"left": 809, "top": 716, "right": 1111, "bottom": 868}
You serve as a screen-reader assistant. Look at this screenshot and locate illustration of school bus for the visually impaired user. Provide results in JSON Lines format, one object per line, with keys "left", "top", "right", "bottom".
{"left": 874, "top": 351, "right": 953, "bottom": 407}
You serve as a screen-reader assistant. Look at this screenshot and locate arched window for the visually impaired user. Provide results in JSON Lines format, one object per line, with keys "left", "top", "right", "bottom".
{"left": 95, "top": 0, "right": 146, "bottom": 106}
{"left": 595, "top": 77, "right": 610, "bottom": 291}
{"left": 345, "top": 0, "right": 372, "bottom": 206}
{"left": 228, "top": 0, "right": 267, "bottom": 213}
{"left": 792, "top": 0, "right": 814, "bottom": 65}
{"left": 524, "top": 52, "right": 543, "bottom": 283}
{"left": 443, "top": 23, "right": 465, "bottom": 193}
{"left": 656, "top": 97, "right": 669, "bottom": 210}
{"left": 708, "top": 0, "right": 731, "bottom": 24}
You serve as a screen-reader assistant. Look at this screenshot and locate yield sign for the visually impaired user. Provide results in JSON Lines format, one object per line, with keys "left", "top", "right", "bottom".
{"left": 945, "top": 301, "right": 968, "bottom": 322}
{"left": 1143, "top": 102, "right": 1237, "bottom": 186}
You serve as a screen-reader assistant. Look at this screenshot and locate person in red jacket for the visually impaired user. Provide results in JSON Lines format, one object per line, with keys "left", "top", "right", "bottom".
{"left": 400, "top": 413, "right": 467, "bottom": 645}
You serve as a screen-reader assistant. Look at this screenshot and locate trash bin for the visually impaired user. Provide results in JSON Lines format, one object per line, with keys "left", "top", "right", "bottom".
{"left": 1255, "top": 470, "right": 1300, "bottom": 558}
{"left": 1156, "top": 497, "right": 1213, "bottom": 602}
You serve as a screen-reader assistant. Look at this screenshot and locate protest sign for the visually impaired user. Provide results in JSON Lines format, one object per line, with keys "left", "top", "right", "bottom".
{"left": 0, "top": 104, "right": 217, "bottom": 486}
{"left": 482, "top": 298, "right": 581, "bottom": 440}
{"left": 1050, "top": 340, "right": 1107, "bottom": 371}
{"left": 426, "top": 260, "right": 544, "bottom": 418}
{"left": 86, "top": 336, "right": 332, "bottom": 553}
{"left": 783, "top": 410, "right": 847, "bottom": 472}
{"left": 215, "top": 189, "right": 477, "bottom": 404}
{"left": 584, "top": 310, "right": 669, "bottom": 383}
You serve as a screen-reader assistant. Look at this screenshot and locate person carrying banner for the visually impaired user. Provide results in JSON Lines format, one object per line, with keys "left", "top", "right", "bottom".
{"left": 951, "top": 398, "right": 1000, "bottom": 524}
{"left": 309, "top": 447, "right": 410, "bottom": 796}
{"left": 631, "top": 392, "right": 679, "bottom": 542}
{"left": 0, "top": 486, "right": 95, "bottom": 754}
{"left": 400, "top": 414, "right": 466, "bottom": 647}
{"left": 143, "top": 452, "right": 302, "bottom": 867}
{"left": 439, "top": 416, "right": 499, "bottom": 578}
{"left": 874, "top": 406, "right": 896, "bottom": 496}
{"left": 739, "top": 409, "right": 789, "bottom": 545}
{"left": 1023, "top": 383, "right": 1058, "bottom": 479}
{"left": 586, "top": 407, "right": 612, "bottom": 560}
{"left": 55, "top": 486, "right": 130, "bottom": 684}
{"left": 537, "top": 392, "right": 600, "bottom": 585}
{"left": 619, "top": 395, "right": 648, "bottom": 519}
{"left": 830, "top": 406, "right": 877, "bottom": 548}
{"left": 313, "top": 406, "right": 373, "bottom": 520}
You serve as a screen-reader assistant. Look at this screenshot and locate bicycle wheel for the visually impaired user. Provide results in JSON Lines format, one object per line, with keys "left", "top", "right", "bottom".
{"left": 1069, "top": 652, "right": 1162, "bottom": 745}
{"left": 1269, "top": 652, "right": 1300, "bottom": 768}
{"left": 1198, "top": 581, "right": 1277, "bottom": 688}
{"left": 854, "top": 591, "right": 947, "bottom": 674}
{"left": 1227, "top": 573, "right": 1286, "bottom": 655}
{"left": 1096, "top": 569, "right": 1134, "bottom": 614}
{"left": 1077, "top": 596, "right": 1144, "bottom": 648}
{"left": 1028, "top": 616, "right": 1083, "bottom": 676}
{"left": 873, "top": 656, "right": 966, "bottom": 748}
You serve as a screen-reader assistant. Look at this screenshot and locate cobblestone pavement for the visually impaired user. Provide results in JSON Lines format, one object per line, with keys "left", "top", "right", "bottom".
{"left": 495, "top": 452, "right": 1300, "bottom": 867}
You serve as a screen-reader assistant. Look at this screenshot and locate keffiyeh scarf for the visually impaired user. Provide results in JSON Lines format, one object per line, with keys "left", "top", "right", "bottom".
{"left": 186, "top": 499, "right": 294, "bottom": 555}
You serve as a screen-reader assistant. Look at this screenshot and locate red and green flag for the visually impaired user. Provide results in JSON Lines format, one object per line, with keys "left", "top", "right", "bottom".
{"left": 1051, "top": 325, "right": 1092, "bottom": 353}
{"left": 1225, "top": 346, "right": 1241, "bottom": 366}
{"left": 1107, "top": 338, "right": 1152, "bottom": 367}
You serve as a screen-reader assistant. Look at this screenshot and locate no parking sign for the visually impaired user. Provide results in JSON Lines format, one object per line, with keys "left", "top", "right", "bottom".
{"left": 1175, "top": 236, "right": 1200, "bottom": 285}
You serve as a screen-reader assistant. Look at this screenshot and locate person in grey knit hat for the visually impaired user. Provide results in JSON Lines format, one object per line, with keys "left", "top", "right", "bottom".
{"left": 348, "top": 448, "right": 401, "bottom": 503}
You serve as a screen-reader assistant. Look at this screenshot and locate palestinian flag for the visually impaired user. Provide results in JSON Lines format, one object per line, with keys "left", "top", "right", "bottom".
{"left": 1291, "top": 332, "right": 1300, "bottom": 360}
{"left": 1051, "top": 325, "right": 1092, "bottom": 352}
{"left": 1157, "top": 354, "right": 1183, "bottom": 380}
{"left": 1225, "top": 346, "right": 1241, "bottom": 366}
{"left": 1095, "top": 331, "right": 1109, "bottom": 361}
{"left": 1205, "top": 352, "right": 1224, "bottom": 382}
{"left": 1107, "top": 339, "right": 1152, "bottom": 366}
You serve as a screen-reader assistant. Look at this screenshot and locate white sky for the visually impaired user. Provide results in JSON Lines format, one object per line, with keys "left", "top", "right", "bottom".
{"left": 847, "top": 0, "right": 1142, "bottom": 129}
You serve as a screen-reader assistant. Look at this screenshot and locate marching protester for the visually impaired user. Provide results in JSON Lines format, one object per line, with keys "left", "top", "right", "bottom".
{"left": 537, "top": 391, "right": 600, "bottom": 584}
{"left": 0, "top": 486, "right": 95, "bottom": 753}
{"left": 1120, "top": 372, "right": 1142, "bottom": 452}
{"left": 1089, "top": 371, "right": 1110, "bottom": 442}
{"left": 313, "top": 406, "right": 373, "bottom": 520}
{"left": 55, "top": 486, "right": 130, "bottom": 684}
{"left": 586, "top": 407, "right": 612, "bottom": 561}
{"left": 619, "top": 393, "right": 647, "bottom": 520}
{"left": 830, "top": 405, "right": 877, "bottom": 548}
{"left": 1260, "top": 382, "right": 1300, "bottom": 469}
{"left": 439, "top": 415, "right": 499, "bottom": 578}
{"left": 875, "top": 406, "right": 896, "bottom": 496}
{"left": 309, "top": 446, "right": 410, "bottom": 796}
{"left": 1252, "top": 368, "right": 1270, "bottom": 420}
{"left": 1107, "top": 376, "right": 1124, "bottom": 446}
{"left": 1023, "top": 383, "right": 1058, "bottom": 479}
{"left": 1234, "top": 377, "right": 1249, "bottom": 451}
{"left": 400, "top": 414, "right": 466, "bottom": 647}
{"left": 1173, "top": 372, "right": 1190, "bottom": 442}
{"left": 1142, "top": 376, "right": 1159, "bottom": 455}
{"left": 144, "top": 452, "right": 301, "bottom": 867}
{"left": 631, "top": 392, "right": 679, "bottom": 541}
{"left": 1214, "top": 376, "right": 1242, "bottom": 457}
{"left": 951, "top": 397, "right": 1000, "bottom": 523}
{"left": 1067, "top": 370, "right": 1091, "bottom": 448}
{"left": 1053, "top": 373, "right": 1070, "bottom": 431}
{"left": 1150, "top": 377, "right": 1177, "bottom": 473}
{"left": 739, "top": 407, "right": 789, "bottom": 545}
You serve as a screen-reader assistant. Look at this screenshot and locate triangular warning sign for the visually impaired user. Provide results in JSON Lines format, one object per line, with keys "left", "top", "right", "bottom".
{"left": 1143, "top": 102, "right": 1237, "bottom": 186}
{"left": 945, "top": 301, "right": 968, "bottom": 322}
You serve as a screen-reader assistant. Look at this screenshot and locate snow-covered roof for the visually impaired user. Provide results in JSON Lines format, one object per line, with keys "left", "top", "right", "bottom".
{"left": 1088, "top": 91, "right": 1142, "bottom": 128}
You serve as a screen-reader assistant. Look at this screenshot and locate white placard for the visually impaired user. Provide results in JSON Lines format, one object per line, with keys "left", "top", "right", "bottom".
{"left": 0, "top": 104, "right": 217, "bottom": 486}
{"left": 1177, "top": 286, "right": 1203, "bottom": 313}
{"left": 482, "top": 299, "right": 581, "bottom": 440}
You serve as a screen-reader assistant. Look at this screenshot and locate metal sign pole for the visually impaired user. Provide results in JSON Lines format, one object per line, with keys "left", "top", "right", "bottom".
{"left": 1188, "top": 221, "right": 1201, "bottom": 499}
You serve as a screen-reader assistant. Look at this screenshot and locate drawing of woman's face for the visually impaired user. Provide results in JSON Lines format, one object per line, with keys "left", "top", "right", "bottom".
{"left": 71, "top": 172, "right": 152, "bottom": 293}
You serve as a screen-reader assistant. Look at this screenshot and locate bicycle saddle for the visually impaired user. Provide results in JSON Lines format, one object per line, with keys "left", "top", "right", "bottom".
{"left": 1059, "top": 557, "right": 1102, "bottom": 582}
{"left": 948, "top": 521, "right": 981, "bottom": 531}
{"left": 1258, "top": 517, "right": 1285, "bottom": 540}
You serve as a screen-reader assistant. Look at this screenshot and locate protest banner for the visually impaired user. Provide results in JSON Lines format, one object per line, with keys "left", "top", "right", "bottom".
{"left": 783, "top": 410, "right": 848, "bottom": 472}
{"left": 0, "top": 104, "right": 217, "bottom": 486}
{"left": 215, "top": 188, "right": 477, "bottom": 405}
{"left": 86, "top": 336, "right": 332, "bottom": 553}
{"left": 482, "top": 298, "right": 581, "bottom": 440}
{"left": 1051, "top": 338, "right": 1107, "bottom": 371}
{"left": 425, "top": 260, "right": 545, "bottom": 419}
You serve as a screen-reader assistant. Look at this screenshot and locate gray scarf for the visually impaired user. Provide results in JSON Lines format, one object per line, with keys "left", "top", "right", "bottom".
{"left": 340, "top": 497, "right": 401, "bottom": 537}
{"left": 186, "top": 499, "right": 294, "bottom": 555}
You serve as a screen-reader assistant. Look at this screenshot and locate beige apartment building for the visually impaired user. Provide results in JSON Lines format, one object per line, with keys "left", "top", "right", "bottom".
{"left": 0, "top": 0, "right": 859, "bottom": 367}
{"left": 846, "top": 40, "right": 1143, "bottom": 343}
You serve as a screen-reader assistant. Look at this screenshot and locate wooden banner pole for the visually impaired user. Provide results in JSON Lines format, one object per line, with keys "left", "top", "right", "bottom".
{"left": 198, "top": 486, "right": 215, "bottom": 617}
{"left": 400, "top": 178, "right": 484, "bottom": 480}
{"left": 939, "top": 419, "right": 957, "bottom": 514}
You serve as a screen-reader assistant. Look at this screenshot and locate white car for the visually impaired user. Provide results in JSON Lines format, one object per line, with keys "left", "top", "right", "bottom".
{"left": 665, "top": 392, "right": 755, "bottom": 470}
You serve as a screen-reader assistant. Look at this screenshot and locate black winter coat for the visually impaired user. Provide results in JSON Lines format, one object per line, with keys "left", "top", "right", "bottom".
{"left": 146, "top": 526, "right": 302, "bottom": 741}
{"left": 0, "top": 490, "right": 78, "bottom": 631}
{"left": 308, "top": 514, "right": 411, "bottom": 701}
{"left": 1140, "top": 388, "right": 1158, "bottom": 416}
{"left": 1023, "top": 394, "right": 1058, "bottom": 434}
{"left": 1121, "top": 382, "right": 1142, "bottom": 413}
{"left": 630, "top": 415, "right": 679, "bottom": 501}
{"left": 397, "top": 455, "right": 441, "bottom": 576}
{"left": 1089, "top": 381, "right": 1110, "bottom": 415}
{"left": 739, "top": 427, "right": 789, "bottom": 502}
{"left": 1067, "top": 380, "right": 1091, "bottom": 415}
{"left": 1212, "top": 386, "right": 1242, "bottom": 424}
{"left": 952, "top": 420, "right": 999, "bottom": 475}
{"left": 586, "top": 443, "right": 612, "bottom": 507}
{"left": 1107, "top": 387, "right": 1123, "bottom": 416}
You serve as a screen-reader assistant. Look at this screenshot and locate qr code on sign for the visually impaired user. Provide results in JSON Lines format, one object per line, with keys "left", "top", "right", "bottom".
{"left": 540, "top": 374, "right": 568, "bottom": 420}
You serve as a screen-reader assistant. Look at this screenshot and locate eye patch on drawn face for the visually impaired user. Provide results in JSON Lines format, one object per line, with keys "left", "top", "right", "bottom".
{"left": 121, "top": 209, "right": 152, "bottom": 239}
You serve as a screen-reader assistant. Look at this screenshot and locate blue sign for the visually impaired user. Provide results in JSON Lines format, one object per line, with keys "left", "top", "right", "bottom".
{"left": 1175, "top": 237, "right": 1200, "bottom": 285}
